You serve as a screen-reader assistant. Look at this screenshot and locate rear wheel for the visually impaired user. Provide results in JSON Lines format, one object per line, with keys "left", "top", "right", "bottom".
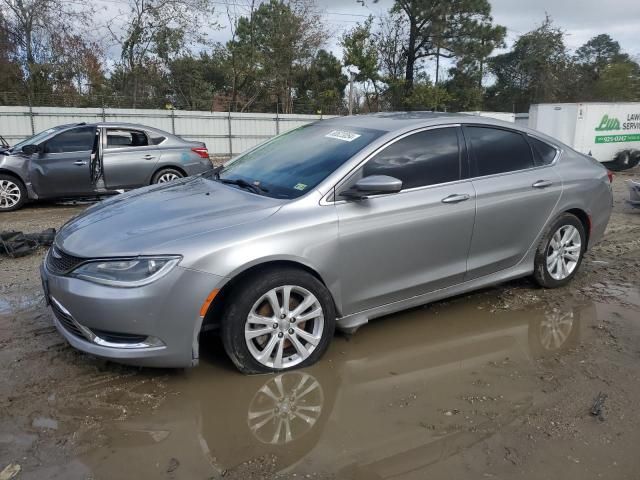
{"left": 0, "top": 174, "right": 26, "bottom": 211}
{"left": 533, "top": 213, "right": 586, "bottom": 288}
{"left": 221, "top": 268, "right": 336, "bottom": 374}
{"left": 604, "top": 149, "right": 639, "bottom": 171}
{"left": 151, "top": 168, "right": 184, "bottom": 184}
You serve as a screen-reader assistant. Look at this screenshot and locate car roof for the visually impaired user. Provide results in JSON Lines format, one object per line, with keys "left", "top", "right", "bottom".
{"left": 319, "top": 111, "right": 565, "bottom": 147}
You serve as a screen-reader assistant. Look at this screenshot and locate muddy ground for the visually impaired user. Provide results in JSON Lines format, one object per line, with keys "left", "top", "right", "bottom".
{"left": 1, "top": 172, "right": 640, "bottom": 480}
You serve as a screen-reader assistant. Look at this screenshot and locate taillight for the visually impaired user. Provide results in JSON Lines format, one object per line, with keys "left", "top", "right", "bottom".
{"left": 192, "top": 147, "right": 209, "bottom": 159}
{"left": 607, "top": 170, "right": 614, "bottom": 183}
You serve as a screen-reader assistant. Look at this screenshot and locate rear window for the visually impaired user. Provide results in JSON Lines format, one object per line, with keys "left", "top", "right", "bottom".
{"left": 106, "top": 129, "right": 149, "bottom": 148}
{"left": 529, "top": 136, "right": 557, "bottom": 165}
{"left": 465, "top": 126, "right": 534, "bottom": 176}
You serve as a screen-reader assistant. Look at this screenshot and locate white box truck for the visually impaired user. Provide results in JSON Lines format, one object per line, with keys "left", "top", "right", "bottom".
{"left": 528, "top": 103, "right": 640, "bottom": 170}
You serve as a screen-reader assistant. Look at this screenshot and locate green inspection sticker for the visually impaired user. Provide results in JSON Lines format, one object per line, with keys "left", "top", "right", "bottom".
{"left": 293, "top": 183, "right": 307, "bottom": 191}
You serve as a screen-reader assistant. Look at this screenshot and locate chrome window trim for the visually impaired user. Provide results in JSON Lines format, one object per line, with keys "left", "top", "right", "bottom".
{"left": 321, "top": 124, "right": 565, "bottom": 206}
{"left": 321, "top": 123, "right": 463, "bottom": 206}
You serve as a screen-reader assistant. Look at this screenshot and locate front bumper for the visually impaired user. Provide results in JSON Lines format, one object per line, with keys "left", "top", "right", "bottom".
{"left": 40, "top": 262, "right": 225, "bottom": 368}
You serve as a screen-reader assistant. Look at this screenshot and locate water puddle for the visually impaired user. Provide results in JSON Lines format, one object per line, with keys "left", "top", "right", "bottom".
{"left": 58, "top": 295, "right": 624, "bottom": 479}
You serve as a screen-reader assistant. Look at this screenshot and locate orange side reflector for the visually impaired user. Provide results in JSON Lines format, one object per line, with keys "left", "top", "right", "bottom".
{"left": 199, "top": 289, "right": 220, "bottom": 317}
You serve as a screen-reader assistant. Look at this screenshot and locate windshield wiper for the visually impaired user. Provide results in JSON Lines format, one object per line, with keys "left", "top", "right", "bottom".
{"left": 218, "top": 178, "right": 268, "bottom": 195}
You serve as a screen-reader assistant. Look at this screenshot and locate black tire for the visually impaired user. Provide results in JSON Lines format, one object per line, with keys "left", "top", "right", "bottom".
{"left": 0, "top": 174, "right": 27, "bottom": 212}
{"left": 604, "top": 150, "right": 637, "bottom": 171}
{"left": 221, "top": 267, "right": 336, "bottom": 374}
{"left": 533, "top": 213, "right": 586, "bottom": 288}
{"left": 151, "top": 168, "right": 184, "bottom": 184}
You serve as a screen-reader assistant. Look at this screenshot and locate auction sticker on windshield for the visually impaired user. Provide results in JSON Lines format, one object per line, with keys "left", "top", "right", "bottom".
{"left": 325, "top": 130, "right": 361, "bottom": 142}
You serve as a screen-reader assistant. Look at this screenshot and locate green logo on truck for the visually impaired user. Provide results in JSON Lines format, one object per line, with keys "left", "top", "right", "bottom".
{"left": 595, "top": 114, "right": 620, "bottom": 131}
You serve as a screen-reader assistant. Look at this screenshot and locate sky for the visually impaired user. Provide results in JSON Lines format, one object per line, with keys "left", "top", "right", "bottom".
{"left": 97, "top": 0, "right": 640, "bottom": 75}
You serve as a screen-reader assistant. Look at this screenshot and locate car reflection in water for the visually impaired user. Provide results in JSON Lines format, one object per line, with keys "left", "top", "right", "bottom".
{"left": 77, "top": 299, "right": 591, "bottom": 479}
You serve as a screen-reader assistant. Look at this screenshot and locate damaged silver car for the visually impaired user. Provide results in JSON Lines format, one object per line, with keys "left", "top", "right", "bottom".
{"left": 0, "top": 122, "right": 212, "bottom": 211}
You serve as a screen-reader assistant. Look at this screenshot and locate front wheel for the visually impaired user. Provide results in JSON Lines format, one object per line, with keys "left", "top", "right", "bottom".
{"left": 221, "top": 268, "right": 336, "bottom": 374}
{"left": 0, "top": 174, "right": 26, "bottom": 211}
{"left": 533, "top": 213, "right": 586, "bottom": 288}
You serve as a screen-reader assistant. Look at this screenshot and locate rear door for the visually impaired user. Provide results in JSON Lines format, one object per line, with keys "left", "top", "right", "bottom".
{"left": 335, "top": 126, "right": 476, "bottom": 315}
{"left": 101, "top": 128, "right": 158, "bottom": 189}
{"left": 463, "top": 125, "right": 562, "bottom": 280}
{"left": 30, "top": 126, "right": 97, "bottom": 197}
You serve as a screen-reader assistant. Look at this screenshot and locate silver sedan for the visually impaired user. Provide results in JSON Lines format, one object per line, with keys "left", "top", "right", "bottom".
{"left": 0, "top": 122, "right": 213, "bottom": 211}
{"left": 40, "top": 112, "right": 613, "bottom": 373}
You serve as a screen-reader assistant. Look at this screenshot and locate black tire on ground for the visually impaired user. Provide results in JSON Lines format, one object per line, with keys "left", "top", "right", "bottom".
{"left": 151, "top": 168, "right": 184, "bottom": 184}
{"left": 533, "top": 213, "right": 586, "bottom": 289}
{"left": 604, "top": 150, "right": 637, "bottom": 171}
{"left": 221, "top": 267, "right": 336, "bottom": 374}
{"left": 0, "top": 174, "right": 27, "bottom": 212}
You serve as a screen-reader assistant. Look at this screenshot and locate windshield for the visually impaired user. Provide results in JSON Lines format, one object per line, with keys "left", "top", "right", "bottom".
{"left": 11, "top": 127, "right": 63, "bottom": 151}
{"left": 217, "top": 123, "right": 384, "bottom": 199}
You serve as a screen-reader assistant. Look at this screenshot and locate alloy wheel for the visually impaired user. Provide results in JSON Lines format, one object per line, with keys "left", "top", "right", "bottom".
{"left": 157, "top": 172, "right": 180, "bottom": 183}
{"left": 0, "top": 179, "right": 21, "bottom": 209}
{"left": 546, "top": 225, "right": 582, "bottom": 280}
{"left": 244, "top": 285, "right": 325, "bottom": 369}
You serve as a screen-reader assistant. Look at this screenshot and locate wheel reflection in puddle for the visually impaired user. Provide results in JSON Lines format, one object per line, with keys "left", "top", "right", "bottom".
{"left": 247, "top": 371, "right": 323, "bottom": 445}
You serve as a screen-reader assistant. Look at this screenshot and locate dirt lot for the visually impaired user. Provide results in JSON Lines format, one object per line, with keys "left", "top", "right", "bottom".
{"left": 1, "top": 172, "right": 640, "bottom": 480}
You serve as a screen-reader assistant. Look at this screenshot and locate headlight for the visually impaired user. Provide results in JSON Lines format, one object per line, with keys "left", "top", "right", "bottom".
{"left": 71, "top": 256, "right": 181, "bottom": 287}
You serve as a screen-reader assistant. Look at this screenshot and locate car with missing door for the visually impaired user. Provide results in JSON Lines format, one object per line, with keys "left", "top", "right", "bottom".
{"left": 40, "top": 112, "right": 613, "bottom": 373}
{"left": 0, "top": 122, "right": 212, "bottom": 211}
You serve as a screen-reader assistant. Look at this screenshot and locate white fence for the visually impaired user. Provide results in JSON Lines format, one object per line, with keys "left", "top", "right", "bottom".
{"left": 0, "top": 106, "right": 336, "bottom": 156}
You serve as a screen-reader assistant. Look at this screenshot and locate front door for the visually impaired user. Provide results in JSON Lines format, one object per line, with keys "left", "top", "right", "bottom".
{"left": 335, "top": 126, "right": 476, "bottom": 315}
{"left": 463, "top": 125, "right": 563, "bottom": 279}
{"left": 101, "top": 128, "right": 159, "bottom": 189}
{"left": 30, "top": 126, "right": 97, "bottom": 197}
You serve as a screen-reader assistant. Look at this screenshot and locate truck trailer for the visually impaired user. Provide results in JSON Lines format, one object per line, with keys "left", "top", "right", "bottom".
{"left": 528, "top": 102, "right": 640, "bottom": 171}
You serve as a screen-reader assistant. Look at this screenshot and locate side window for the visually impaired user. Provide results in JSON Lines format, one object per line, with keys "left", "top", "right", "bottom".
{"left": 362, "top": 128, "right": 460, "bottom": 190}
{"left": 45, "top": 127, "right": 96, "bottom": 154}
{"left": 529, "top": 136, "right": 558, "bottom": 165}
{"left": 106, "top": 129, "right": 149, "bottom": 148}
{"left": 465, "top": 126, "right": 534, "bottom": 176}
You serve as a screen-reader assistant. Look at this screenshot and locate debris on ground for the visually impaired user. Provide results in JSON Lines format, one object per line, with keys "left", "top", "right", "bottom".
{"left": 590, "top": 392, "right": 608, "bottom": 421}
{"left": 0, "top": 464, "right": 21, "bottom": 480}
{"left": 0, "top": 229, "right": 55, "bottom": 257}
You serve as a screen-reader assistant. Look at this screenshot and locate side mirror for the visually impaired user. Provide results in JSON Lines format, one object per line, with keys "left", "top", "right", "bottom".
{"left": 21, "top": 144, "right": 40, "bottom": 155}
{"left": 340, "top": 175, "right": 403, "bottom": 199}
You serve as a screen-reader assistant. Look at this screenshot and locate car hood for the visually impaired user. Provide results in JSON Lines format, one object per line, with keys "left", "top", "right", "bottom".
{"left": 56, "top": 176, "right": 285, "bottom": 257}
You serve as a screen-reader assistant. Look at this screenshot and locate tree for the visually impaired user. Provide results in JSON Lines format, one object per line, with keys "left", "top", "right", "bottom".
{"left": 168, "top": 52, "right": 227, "bottom": 110}
{"left": 389, "top": 0, "right": 504, "bottom": 98}
{"left": 485, "top": 17, "right": 571, "bottom": 112}
{"left": 573, "top": 34, "right": 638, "bottom": 101}
{"left": 295, "top": 50, "right": 347, "bottom": 114}
{"left": 0, "top": 0, "right": 95, "bottom": 102}
{"left": 225, "top": 0, "right": 328, "bottom": 113}
{"left": 109, "top": 0, "right": 217, "bottom": 107}
{"left": 341, "top": 17, "right": 380, "bottom": 111}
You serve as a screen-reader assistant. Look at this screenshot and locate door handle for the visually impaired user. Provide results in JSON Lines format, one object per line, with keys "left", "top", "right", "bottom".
{"left": 143, "top": 154, "right": 155, "bottom": 160}
{"left": 532, "top": 180, "right": 553, "bottom": 189}
{"left": 441, "top": 193, "right": 471, "bottom": 204}
{"left": 73, "top": 161, "right": 87, "bottom": 166}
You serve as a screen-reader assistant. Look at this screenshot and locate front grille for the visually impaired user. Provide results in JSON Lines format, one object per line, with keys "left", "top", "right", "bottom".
{"left": 46, "top": 245, "right": 86, "bottom": 275}
{"left": 51, "top": 301, "right": 85, "bottom": 339}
